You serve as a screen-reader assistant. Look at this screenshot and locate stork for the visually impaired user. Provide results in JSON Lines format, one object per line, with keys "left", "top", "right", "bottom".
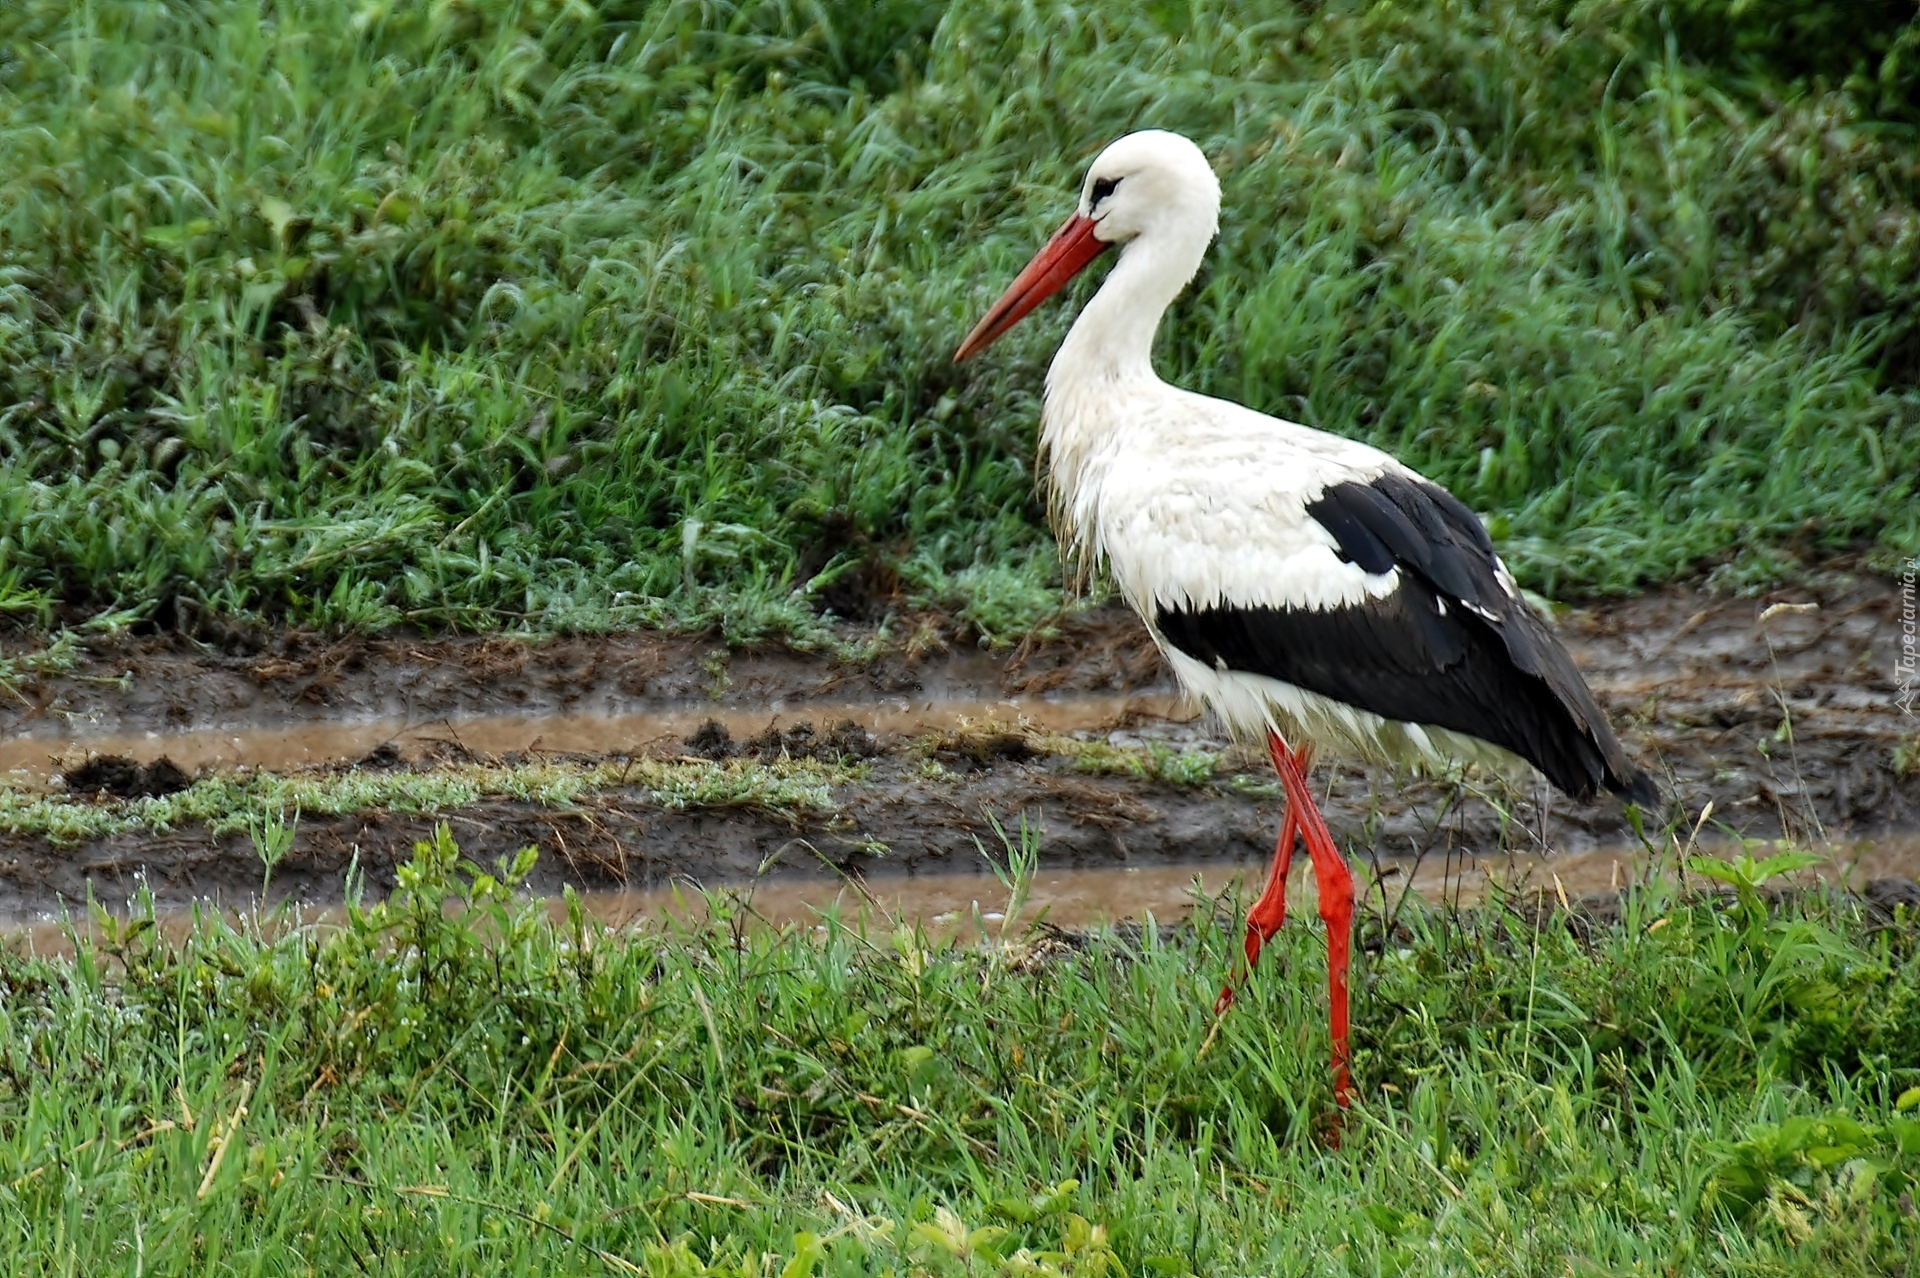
{"left": 954, "top": 130, "right": 1654, "bottom": 1109}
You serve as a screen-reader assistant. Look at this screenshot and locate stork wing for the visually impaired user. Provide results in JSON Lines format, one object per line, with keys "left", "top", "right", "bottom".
{"left": 1152, "top": 471, "right": 1653, "bottom": 803}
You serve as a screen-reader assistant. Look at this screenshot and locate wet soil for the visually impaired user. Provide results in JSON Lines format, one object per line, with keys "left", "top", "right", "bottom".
{"left": 1, "top": 573, "right": 1915, "bottom": 921}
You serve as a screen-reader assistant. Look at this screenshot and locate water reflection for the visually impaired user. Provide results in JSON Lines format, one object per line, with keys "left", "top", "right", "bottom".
{"left": 0, "top": 695, "right": 1184, "bottom": 778}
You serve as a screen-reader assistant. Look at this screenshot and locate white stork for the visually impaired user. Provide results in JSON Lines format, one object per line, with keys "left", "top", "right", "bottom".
{"left": 954, "top": 130, "right": 1655, "bottom": 1109}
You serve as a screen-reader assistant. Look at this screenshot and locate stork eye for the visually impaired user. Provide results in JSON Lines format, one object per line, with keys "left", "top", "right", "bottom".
{"left": 1090, "top": 176, "right": 1120, "bottom": 207}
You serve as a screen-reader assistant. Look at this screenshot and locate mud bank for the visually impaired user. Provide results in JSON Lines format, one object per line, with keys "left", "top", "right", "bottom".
{"left": 1, "top": 574, "right": 1914, "bottom": 920}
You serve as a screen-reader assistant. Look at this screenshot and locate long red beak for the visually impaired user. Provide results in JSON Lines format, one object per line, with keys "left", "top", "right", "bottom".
{"left": 953, "top": 213, "right": 1110, "bottom": 362}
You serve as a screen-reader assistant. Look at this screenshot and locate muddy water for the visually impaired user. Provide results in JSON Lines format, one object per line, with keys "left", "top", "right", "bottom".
{"left": 0, "top": 693, "right": 1188, "bottom": 779}
{"left": 1382, "top": 831, "right": 1920, "bottom": 907}
{"left": 13, "top": 834, "right": 1917, "bottom": 960}
{"left": 603, "top": 831, "right": 1920, "bottom": 924}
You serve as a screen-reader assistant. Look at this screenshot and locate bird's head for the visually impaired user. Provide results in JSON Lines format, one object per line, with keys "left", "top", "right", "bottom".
{"left": 954, "top": 130, "right": 1221, "bottom": 362}
{"left": 1073, "top": 129, "right": 1221, "bottom": 250}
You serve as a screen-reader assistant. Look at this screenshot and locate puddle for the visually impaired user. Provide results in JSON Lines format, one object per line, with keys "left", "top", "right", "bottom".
{"left": 593, "top": 837, "right": 1920, "bottom": 934}
{"left": 563, "top": 834, "right": 1920, "bottom": 933}
{"left": 1379, "top": 832, "right": 1920, "bottom": 908}
{"left": 1, "top": 863, "right": 1241, "bottom": 959}
{"left": 0, "top": 693, "right": 1187, "bottom": 780}
{"left": 12, "top": 834, "right": 1916, "bottom": 960}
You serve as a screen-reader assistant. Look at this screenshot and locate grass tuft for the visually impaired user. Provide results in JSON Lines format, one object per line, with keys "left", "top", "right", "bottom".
{"left": 0, "top": 755, "right": 862, "bottom": 845}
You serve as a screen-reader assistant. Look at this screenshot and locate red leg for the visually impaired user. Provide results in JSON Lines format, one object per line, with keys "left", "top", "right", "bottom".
{"left": 1245, "top": 802, "right": 1300, "bottom": 964}
{"left": 1213, "top": 741, "right": 1316, "bottom": 1016}
{"left": 1214, "top": 801, "right": 1296, "bottom": 1015}
{"left": 1268, "top": 731, "right": 1354, "bottom": 1110}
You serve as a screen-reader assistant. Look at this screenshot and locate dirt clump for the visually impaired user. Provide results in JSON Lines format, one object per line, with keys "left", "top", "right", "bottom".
{"left": 357, "top": 743, "right": 406, "bottom": 770}
{"left": 61, "top": 755, "right": 192, "bottom": 799}
{"left": 745, "top": 720, "right": 881, "bottom": 763}
{"left": 683, "top": 720, "right": 738, "bottom": 760}
{"left": 1864, "top": 876, "right": 1920, "bottom": 923}
{"left": 684, "top": 718, "right": 882, "bottom": 764}
{"left": 927, "top": 727, "right": 1038, "bottom": 769}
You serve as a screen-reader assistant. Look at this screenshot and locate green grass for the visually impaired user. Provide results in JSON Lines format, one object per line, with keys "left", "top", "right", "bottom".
{"left": 0, "top": 753, "right": 866, "bottom": 845}
{"left": 2, "top": 826, "right": 1919, "bottom": 1274}
{"left": 0, "top": 726, "right": 1249, "bottom": 845}
{"left": 914, "top": 721, "right": 1226, "bottom": 786}
{"left": 1, "top": 1, "right": 1917, "bottom": 642}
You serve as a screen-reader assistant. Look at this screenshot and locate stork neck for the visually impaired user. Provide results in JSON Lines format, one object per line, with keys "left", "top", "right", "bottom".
{"left": 1047, "top": 228, "right": 1203, "bottom": 395}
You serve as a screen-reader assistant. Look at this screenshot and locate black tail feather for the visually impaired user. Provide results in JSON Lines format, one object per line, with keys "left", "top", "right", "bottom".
{"left": 1611, "top": 767, "right": 1661, "bottom": 809}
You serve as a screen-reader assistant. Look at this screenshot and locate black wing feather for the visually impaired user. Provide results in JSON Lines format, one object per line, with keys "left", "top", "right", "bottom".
{"left": 1155, "top": 473, "right": 1654, "bottom": 804}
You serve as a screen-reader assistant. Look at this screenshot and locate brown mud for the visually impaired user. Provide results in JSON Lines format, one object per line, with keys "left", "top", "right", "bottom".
{"left": 1, "top": 573, "right": 1915, "bottom": 922}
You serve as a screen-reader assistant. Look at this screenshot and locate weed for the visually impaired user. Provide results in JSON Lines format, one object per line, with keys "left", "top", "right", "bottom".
{"left": 1690, "top": 844, "right": 1827, "bottom": 924}
{"left": 977, "top": 811, "right": 1042, "bottom": 942}
{"left": 1052, "top": 738, "right": 1220, "bottom": 787}
{"left": 247, "top": 807, "right": 297, "bottom": 897}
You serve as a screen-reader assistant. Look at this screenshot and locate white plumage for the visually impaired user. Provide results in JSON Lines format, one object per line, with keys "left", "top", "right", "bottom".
{"left": 1032, "top": 135, "right": 1516, "bottom": 774}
